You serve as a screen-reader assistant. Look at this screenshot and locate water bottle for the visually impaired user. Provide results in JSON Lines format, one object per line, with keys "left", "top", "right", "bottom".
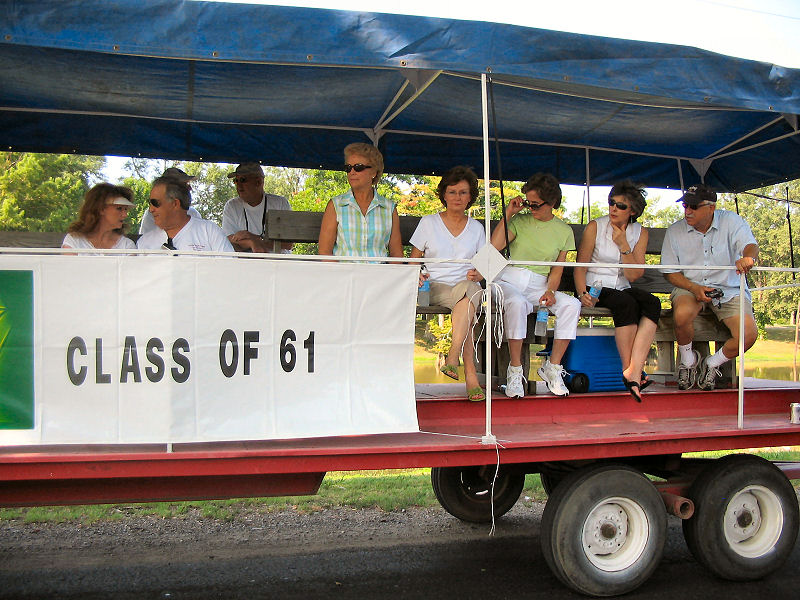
{"left": 534, "top": 301, "right": 549, "bottom": 337}
{"left": 418, "top": 266, "right": 430, "bottom": 307}
{"left": 589, "top": 279, "right": 602, "bottom": 300}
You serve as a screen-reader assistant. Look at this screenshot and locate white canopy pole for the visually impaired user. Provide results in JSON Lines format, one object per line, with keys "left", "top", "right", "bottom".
{"left": 584, "top": 148, "right": 592, "bottom": 220}
{"left": 481, "top": 73, "right": 496, "bottom": 445}
{"left": 738, "top": 273, "right": 746, "bottom": 429}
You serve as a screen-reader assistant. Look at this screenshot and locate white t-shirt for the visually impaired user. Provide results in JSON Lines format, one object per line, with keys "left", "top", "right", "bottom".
{"left": 62, "top": 232, "right": 136, "bottom": 253}
{"left": 139, "top": 206, "right": 201, "bottom": 235}
{"left": 409, "top": 213, "right": 485, "bottom": 286}
{"left": 221, "top": 194, "right": 291, "bottom": 237}
{"left": 136, "top": 216, "right": 234, "bottom": 253}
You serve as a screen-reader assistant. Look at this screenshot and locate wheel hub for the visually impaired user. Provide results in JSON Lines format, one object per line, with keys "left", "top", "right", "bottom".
{"left": 725, "top": 491, "right": 762, "bottom": 542}
{"left": 584, "top": 503, "right": 628, "bottom": 554}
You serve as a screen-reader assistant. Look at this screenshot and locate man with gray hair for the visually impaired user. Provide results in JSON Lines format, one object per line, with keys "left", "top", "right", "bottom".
{"left": 661, "top": 184, "right": 759, "bottom": 391}
{"left": 221, "top": 162, "right": 292, "bottom": 253}
{"left": 136, "top": 168, "right": 233, "bottom": 253}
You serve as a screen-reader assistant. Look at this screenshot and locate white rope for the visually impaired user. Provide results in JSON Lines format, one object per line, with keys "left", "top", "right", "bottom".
{"left": 471, "top": 283, "right": 506, "bottom": 357}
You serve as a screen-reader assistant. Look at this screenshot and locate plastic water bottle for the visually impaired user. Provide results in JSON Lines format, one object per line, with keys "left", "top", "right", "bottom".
{"left": 589, "top": 279, "right": 602, "bottom": 300}
{"left": 534, "top": 301, "right": 549, "bottom": 337}
{"left": 418, "top": 266, "right": 430, "bottom": 307}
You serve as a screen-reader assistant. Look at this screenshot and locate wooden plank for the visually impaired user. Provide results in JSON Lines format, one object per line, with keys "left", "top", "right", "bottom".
{"left": 0, "top": 231, "right": 65, "bottom": 248}
{"left": 265, "top": 211, "right": 667, "bottom": 254}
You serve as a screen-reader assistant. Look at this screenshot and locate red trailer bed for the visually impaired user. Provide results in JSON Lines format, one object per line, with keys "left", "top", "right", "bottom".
{"left": 1, "top": 379, "right": 798, "bottom": 507}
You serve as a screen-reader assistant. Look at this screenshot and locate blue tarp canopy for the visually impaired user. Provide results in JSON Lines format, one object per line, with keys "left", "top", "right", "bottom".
{"left": 1, "top": 0, "right": 799, "bottom": 191}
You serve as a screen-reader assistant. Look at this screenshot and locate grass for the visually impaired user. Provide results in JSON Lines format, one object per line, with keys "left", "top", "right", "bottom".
{"left": 2, "top": 449, "right": 798, "bottom": 524}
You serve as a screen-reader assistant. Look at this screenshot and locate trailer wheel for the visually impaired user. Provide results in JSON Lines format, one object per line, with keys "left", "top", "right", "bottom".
{"left": 430, "top": 465, "right": 525, "bottom": 523}
{"left": 682, "top": 454, "right": 799, "bottom": 581}
{"left": 540, "top": 464, "right": 666, "bottom": 597}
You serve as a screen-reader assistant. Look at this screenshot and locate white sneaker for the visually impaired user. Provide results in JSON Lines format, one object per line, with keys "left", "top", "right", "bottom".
{"left": 505, "top": 364, "right": 526, "bottom": 398}
{"left": 677, "top": 350, "right": 700, "bottom": 390}
{"left": 538, "top": 360, "right": 570, "bottom": 396}
{"left": 697, "top": 356, "right": 722, "bottom": 391}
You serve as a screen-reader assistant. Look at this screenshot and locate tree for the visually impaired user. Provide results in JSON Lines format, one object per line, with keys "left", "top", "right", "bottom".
{"left": 0, "top": 152, "right": 104, "bottom": 231}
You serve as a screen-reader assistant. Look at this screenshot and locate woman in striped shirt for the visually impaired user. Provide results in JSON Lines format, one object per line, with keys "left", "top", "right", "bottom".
{"left": 318, "top": 143, "right": 403, "bottom": 259}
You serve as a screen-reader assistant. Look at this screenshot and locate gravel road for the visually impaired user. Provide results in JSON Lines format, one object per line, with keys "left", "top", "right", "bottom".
{"left": 2, "top": 502, "right": 799, "bottom": 599}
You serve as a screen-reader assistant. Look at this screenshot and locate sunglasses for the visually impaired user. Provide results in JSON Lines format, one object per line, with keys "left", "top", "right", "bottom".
{"left": 522, "top": 200, "right": 547, "bottom": 210}
{"left": 344, "top": 163, "right": 372, "bottom": 173}
{"left": 682, "top": 201, "right": 714, "bottom": 210}
{"left": 149, "top": 197, "right": 163, "bottom": 208}
{"left": 608, "top": 199, "right": 630, "bottom": 211}
{"left": 233, "top": 176, "right": 261, "bottom": 184}
{"left": 162, "top": 237, "right": 177, "bottom": 251}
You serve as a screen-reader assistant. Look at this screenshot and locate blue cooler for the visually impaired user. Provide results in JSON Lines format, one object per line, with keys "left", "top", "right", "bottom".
{"left": 543, "top": 328, "right": 626, "bottom": 393}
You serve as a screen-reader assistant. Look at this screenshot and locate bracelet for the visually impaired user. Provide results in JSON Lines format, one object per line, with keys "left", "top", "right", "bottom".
{"left": 620, "top": 249, "right": 632, "bottom": 255}
{"left": 578, "top": 291, "right": 589, "bottom": 298}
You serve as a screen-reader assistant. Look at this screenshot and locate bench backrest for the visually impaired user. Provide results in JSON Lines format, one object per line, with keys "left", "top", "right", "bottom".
{"left": 265, "top": 210, "right": 671, "bottom": 294}
{"left": 0, "top": 211, "right": 671, "bottom": 295}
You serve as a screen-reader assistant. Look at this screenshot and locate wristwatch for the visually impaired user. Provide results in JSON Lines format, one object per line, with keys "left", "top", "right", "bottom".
{"left": 620, "top": 249, "right": 632, "bottom": 255}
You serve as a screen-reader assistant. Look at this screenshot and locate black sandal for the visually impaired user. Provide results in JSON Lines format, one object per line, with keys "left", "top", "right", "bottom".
{"left": 622, "top": 377, "right": 643, "bottom": 402}
{"left": 639, "top": 373, "right": 654, "bottom": 391}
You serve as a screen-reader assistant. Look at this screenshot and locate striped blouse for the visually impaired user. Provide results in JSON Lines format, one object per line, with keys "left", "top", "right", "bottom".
{"left": 332, "top": 190, "right": 395, "bottom": 258}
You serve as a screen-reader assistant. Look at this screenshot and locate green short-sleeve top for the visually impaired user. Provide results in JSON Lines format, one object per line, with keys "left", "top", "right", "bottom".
{"left": 507, "top": 213, "right": 575, "bottom": 276}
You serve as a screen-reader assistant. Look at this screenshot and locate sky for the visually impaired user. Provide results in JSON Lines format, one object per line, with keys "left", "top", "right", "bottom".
{"left": 107, "top": 1, "right": 800, "bottom": 212}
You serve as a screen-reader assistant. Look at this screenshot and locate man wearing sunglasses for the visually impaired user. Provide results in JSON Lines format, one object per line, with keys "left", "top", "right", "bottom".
{"left": 136, "top": 168, "right": 233, "bottom": 253}
{"left": 221, "top": 162, "right": 293, "bottom": 253}
{"left": 661, "top": 184, "right": 759, "bottom": 391}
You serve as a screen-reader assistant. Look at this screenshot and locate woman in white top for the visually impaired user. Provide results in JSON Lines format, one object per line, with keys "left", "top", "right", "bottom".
{"left": 62, "top": 183, "right": 136, "bottom": 252}
{"left": 574, "top": 181, "right": 661, "bottom": 401}
{"left": 409, "top": 166, "right": 485, "bottom": 401}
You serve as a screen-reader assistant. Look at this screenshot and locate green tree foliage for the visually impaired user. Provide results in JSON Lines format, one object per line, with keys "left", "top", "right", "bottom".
{"left": 0, "top": 152, "right": 104, "bottom": 231}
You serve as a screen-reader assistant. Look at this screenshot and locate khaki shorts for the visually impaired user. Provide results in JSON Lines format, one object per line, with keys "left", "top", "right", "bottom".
{"left": 430, "top": 280, "right": 483, "bottom": 311}
{"left": 670, "top": 287, "right": 754, "bottom": 321}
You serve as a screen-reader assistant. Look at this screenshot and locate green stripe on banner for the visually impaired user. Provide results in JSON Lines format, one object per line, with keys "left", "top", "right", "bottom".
{"left": 0, "top": 270, "right": 34, "bottom": 429}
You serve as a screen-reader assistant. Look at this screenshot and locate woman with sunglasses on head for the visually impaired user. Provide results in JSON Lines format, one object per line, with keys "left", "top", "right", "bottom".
{"left": 491, "top": 173, "right": 581, "bottom": 398}
{"left": 62, "top": 183, "right": 137, "bottom": 253}
{"left": 409, "top": 166, "right": 486, "bottom": 402}
{"left": 574, "top": 181, "right": 661, "bottom": 401}
{"left": 318, "top": 143, "right": 403, "bottom": 258}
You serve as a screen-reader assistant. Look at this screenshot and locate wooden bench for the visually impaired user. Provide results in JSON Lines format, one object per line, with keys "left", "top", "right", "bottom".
{"left": 1, "top": 214, "right": 735, "bottom": 386}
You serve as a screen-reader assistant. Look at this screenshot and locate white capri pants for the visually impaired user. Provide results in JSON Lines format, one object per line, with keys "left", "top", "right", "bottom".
{"left": 496, "top": 266, "right": 580, "bottom": 340}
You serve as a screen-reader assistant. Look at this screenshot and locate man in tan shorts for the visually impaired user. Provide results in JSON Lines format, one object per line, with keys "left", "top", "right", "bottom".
{"left": 660, "top": 184, "right": 759, "bottom": 390}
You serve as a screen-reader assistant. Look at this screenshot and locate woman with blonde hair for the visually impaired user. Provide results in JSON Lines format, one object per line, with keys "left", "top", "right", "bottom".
{"left": 62, "top": 183, "right": 136, "bottom": 252}
{"left": 318, "top": 142, "right": 403, "bottom": 258}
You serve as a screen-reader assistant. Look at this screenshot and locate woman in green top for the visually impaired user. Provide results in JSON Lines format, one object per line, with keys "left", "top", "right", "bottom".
{"left": 490, "top": 173, "right": 581, "bottom": 398}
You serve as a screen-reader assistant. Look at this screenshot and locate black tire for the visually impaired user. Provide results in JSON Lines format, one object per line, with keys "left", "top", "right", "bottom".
{"left": 540, "top": 464, "right": 666, "bottom": 597}
{"left": 682, "top": 454, "right": 799, "bottom": 581}
{"left": 567, "top": 372, "right": 590, "bottom": 394}
{"left": 430, "top": 465, "right": 525, "bottom": 523}
{"left": 540, "top": 471, "right": 561, "bottom": 496}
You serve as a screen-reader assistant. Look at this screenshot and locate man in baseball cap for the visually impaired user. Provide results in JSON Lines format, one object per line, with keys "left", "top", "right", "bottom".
{"left": 660, "top": 184, "right": 759, "bottom": 391}
{"left": 221, "top": 162, "right": 292, "bottom": 253}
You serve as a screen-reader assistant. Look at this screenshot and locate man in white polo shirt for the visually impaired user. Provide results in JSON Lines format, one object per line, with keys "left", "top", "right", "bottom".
{"left": 221, "top": 162, "right": 292, "bottom": 253}
{"left": 661, "top": 184, "right": 759, "bottom": 391}
{"left": 136, "top": 168, "right": 233, "bottom": 253}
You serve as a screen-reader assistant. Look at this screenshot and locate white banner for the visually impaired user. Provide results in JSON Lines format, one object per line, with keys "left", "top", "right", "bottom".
{"left": 0, "top": 255, "right": 420, "bottom": 444}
